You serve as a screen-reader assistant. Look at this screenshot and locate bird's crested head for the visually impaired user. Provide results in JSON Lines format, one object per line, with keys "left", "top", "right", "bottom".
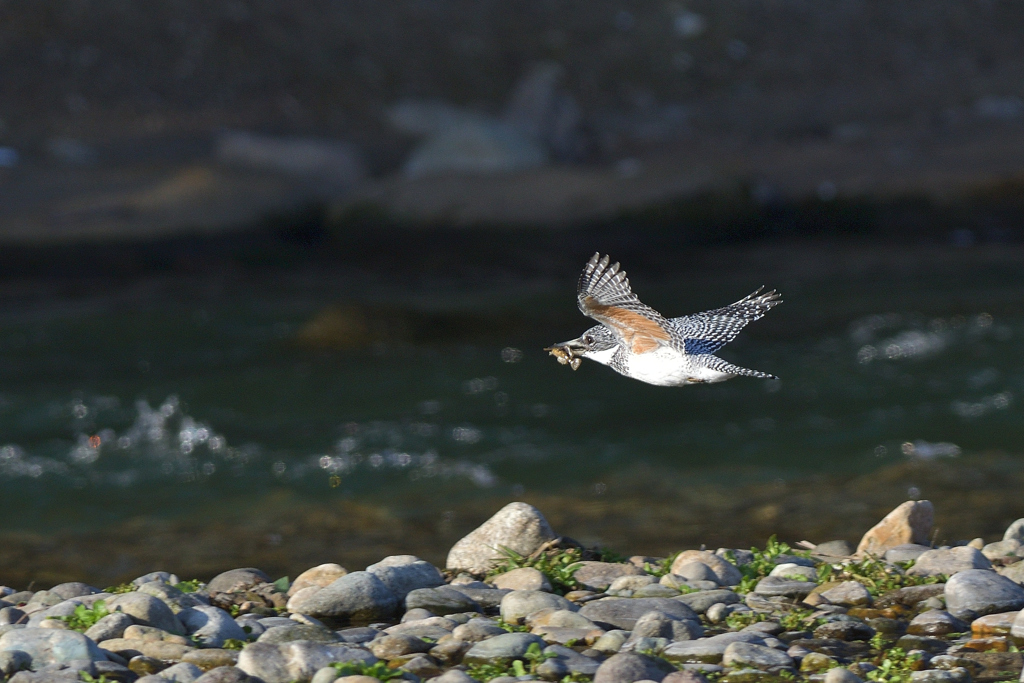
{"left": 544, "top": 325, "right": 618, "bottom": 370}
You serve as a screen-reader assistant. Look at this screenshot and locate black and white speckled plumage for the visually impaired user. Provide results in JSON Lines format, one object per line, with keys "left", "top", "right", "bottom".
{"left": 555, "top": 253, "right": 781, "bottom": 385}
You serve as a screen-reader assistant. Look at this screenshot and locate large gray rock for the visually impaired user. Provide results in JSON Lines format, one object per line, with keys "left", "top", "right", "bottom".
{"left": 49, "top": 583, "right": 99, "bottom": 601}
{"left": 105, "top": 593, "right": 185, "bottom": 635}
{"left": 491, "top": 567, "right": 552, "bottom": 592}
{"left": 428, "top": 670, "right": 482, "bottom": 683}
{"left": 366, "top": 556, "right": 444, "bottom": 601}
{"left": 1003, "top": 519, "right": 1024, "bottom": 544}
{"left": 908, "top": 547, "right": 992, "bottom": 577}
{"left": 137, "top": 581, "right": 205, "bottom": 614}
{"left": 26, "top": 599, "right": 84, "bottom": 626}
{"left": 445, "top": 586, "right": 510, "bottom": 609}
{"left": 207, "top": 568, "right": 271, "bottom": 595}
{"left": 462, "top": 632, "right": 547, "bottom": 664}
{"left": 723, "top": 641, "right": 794, "bottom": 670}
{"left": 579, "top": 597, "right": 697, "bottom": 631}
{"left": 500, "top": 590, "right": 575, "bottom": 624}
{"left": 543, "top": 644, "right": 602, "bottom": 676}
{"left": 857, "top": 501, "right": 934, "bottom": 557}
{"left": 944, "top": 569, "right": 1024, "bottom": 620}
{"left": 237, "top": 641, "right": 374, "bottom": 683}
{"left": 452, "top": 618, "right": 508, "bottom": 642}
{"left": 83, "top": 613, "right": 133, "bottom": 643}
{"left": 675, "top": 590, "right": 742, "bottom": 614}
{"left": 445, "top": 502, "right": 557, "bottom": 574}
{"left": 820, "top": 582, "right": 873, "bottom": 607}
{"left": 573, "top": 562, "right": 648, "bottom": 592}
{"left": 285, "top": 571, "right": 399, "bottom": 623}
{"left": 194, "top": 667, "right": 254, "bottom": 683}
{"left": 884, "top": 544, "right": 933, "bottom": 564}
{"left": 662, "top": 632, "right": 766, "bottom": 664}
{"left": 0, "top": 628, "right": 108, "bottom": 669}
{"left": 406, "top": 586, "right": 482, "bottom": 615}
{"left": 629, "top": 610, "right": 703, "bottom": 641}
{"left": 998, "top": 561, "right": 1024, "bottom": 586}
{"left": 145, "top": 662, "right": 203, "bottom": 682}
{"left": 593, "top": 652, "right": 676, "bottom": 683}
{"left": 753, "top": 576, "right": 815, "bottom": 598}
{"left": 178, "top": 605, "right": 249, "bottom": 648}
{"left": 671, "top": 551, "right": 743, "bottom": 587}
{"left": 257, "top": 623, "right": 340, "bottom": 644}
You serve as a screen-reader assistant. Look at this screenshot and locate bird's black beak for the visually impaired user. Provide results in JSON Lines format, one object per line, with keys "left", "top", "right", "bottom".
{"left": 544, "top": 338, "right": 585, "bottom": 370}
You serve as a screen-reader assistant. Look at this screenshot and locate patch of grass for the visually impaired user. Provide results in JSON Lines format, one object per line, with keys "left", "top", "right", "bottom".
{"left": 777, "top": 607, "right": 825, "bottom": 632}
{"left": 644, "top": 551, "right": 680, "bottom": 578}
{"left": 173, "top": 579, "right": 204, "bottom": 593}
{"left": 723, "top": 535, "right": 811, "bottom": 594}
{"left": 488, "top": 546, "right": 584, "bottom": 594}
{"left": 103, "top": 582, "right": 134, "bottom": 594}
{"left": 80, "top": 675, "right": 115, "bottom": 683}
{"left": 494, "top": 617, "right": 530, "bottom": 633}
{"left": 596, "top": 547, "right": 628, "bottom": 564}
{"left": 54, "top": 600, "right": 110, "bottom": 632}
{"left": 331, "top": 660, "right": 406, "bottom": 680}
{"left": 867, "top": 647, "right": 924, "bottom": 683}
{"left": 221, "top": 638, "right": 247, "bottom": 650}
{"left": 466, "top": 642, "right": 555, "bottom": 680}
{"left": 818, "top": 555, "right": 945, "bottom": 596}
{"left": 725, "top": 611, "right": 767, "bottom": 630}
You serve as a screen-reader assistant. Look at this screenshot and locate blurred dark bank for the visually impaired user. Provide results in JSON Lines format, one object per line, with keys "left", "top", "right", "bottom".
{"left": 1, "top": 1, "right": 1024, "bottom": 587}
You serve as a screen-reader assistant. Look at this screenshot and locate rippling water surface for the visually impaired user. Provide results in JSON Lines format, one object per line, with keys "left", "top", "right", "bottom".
{"left": 1, "top": 244, "right": 1022, "bottom": 567}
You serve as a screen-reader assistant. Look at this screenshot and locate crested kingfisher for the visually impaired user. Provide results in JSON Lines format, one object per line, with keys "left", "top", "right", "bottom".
{"left": 545, "top": 253, "right": 781, "bottom": 386}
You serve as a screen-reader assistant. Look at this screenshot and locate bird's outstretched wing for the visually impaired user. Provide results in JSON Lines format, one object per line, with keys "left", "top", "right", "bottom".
{"left": 669, "top": 287, "right": 782, "bottom": 355}
{"left": 577, "top": 253, "right": 671, "bottom": 354}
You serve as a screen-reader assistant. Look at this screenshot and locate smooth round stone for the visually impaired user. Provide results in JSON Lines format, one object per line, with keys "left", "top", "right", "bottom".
{"left": 207, "top": 569, "right": 272, "bottom": 595}
{"left": 677, "top": 590, "right": 742, "bottom": 615}
{"left": 982, "top": 540, "right": 1021, "bottom": 560}
{"left": 908, "top": 610, "right": 967, "bottom": 637}
{"left": 462, "top": 631, "right": 547, "bottom": 664}
{"left": 813, "top": 541, "right": 854, "bottom": 559}
{"left": 445, "top": 586, "right": 509, "bottom": 609}
{"left": 237, "top": 641, "right": 375, "bottom": 683}
{"left": 0, "top": 650, "right": 31, "bottom": 676}
{"left": 527, "top": 608, "right": 599, "bottom": 630}
{"left": 106, "top": 593, "right": 186, "bottom": 635}
{"left": 634, "top": 584, "right": 684, "bottom": 599}
{"left": 368, "top": 634, "right": 431, "bottom": 659}
{"left": 819, "top": 581, "right": 872, "bottom": 607}
{"left": 909, "top": 548, "right": 992, "bottom": 578}
{"left": 406, "top": 586, "right": 481, "bottom": 615}
{"left": 178, "top": 605, "right": 249, "bottom": 648}
{"left": 257, "top": 623, "right": 340, "bottom": 643}
{"left": 500, "top": 590, "right": 575, "bottom": 624}
{"left": 825, "top": 667, "right": 866, "bottom": 683}
{"left": 572, "top": 562, "right": 648, "bottom": 592}
{"left": 400, "top": 608, "right": 434, "bottom": 622}
{"left": 289, "top": 564, "right": 348, "bottom": 598}
{"left": 49, "top": 583, "right": 100, "bottom": 601}
{"left": 908, "top": 669, "right": 970, "bottom": 683}
{"left": 999, "top": 562, "right": 1024, "bottom": 586}
{"left": 672, "top": 551, "right": 743, "bottom": 586}
{"left": 429, "top": 670, "right": 482, "bottom": 683}
{"left": 445, "top": 502, "right": 557, "bottom": 574}
{"left": 607, "top": 575, "right": 658, "bottom": 594}
{"left": 0, "top": 607, "right": 26, "bottom": 627}
{"left": 665, "top": 671, "right": 714, "bottom": 683}
{"left": 490, "top": 567, "right": 552, "bottom": 592}
{"left": 813, "top": 620, "right": 875, "bottom": 641}
{"left": 593, "top": 652, "right": 676, "bottom": 683}
{"left": 452, "top": 617, "right": 507, "bottom": 642}
{"left": 753, "top": 576, "right": 815, "bottom": 598}
{"left": 800, "top": 652, "right": 837, "bottom": 672}
{"left": 675, "top": 561, "right": 721, "bottom": 585}
{"left": 285, "top": 571, "right": 399, "bottom": 623}
{"left": 945, "top": 569, "right": 1024, "bottom": 620}
{"left": 182, "top": 648, "right": 240, "bottom": 671}
{"left": 0, "top": 627, "right": 107, "bottom": 667}
{"left": 591, "top": 629, "right": 629, "bottom": 653}
{"left": 310, "top": 667, "right": 340, "bottom": 683}
{"left": 128, "top": 655, "right": 168, "bottom": 675}
{"left": 366, "top": 556, "right": 444, "bottom": 601}
{"left": 136, "top": 581, "right": 204, "bottom": 614}
{"left": 579, "top": 597, "right": 697, "bottom": 631}
{"left": 722, "top": 642, "right": 794, "bottom": 670}
{"left": 663, "top": 632, "right": 766, "bottom": 664}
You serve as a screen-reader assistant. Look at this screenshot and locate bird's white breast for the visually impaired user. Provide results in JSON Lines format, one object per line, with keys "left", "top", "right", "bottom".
{"left": 625, "top": 346, "right": 690, "bottom": 386}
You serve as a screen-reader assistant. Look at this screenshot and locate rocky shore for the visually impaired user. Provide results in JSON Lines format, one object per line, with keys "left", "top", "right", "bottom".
{"left": 3, "top": 500, "right": 1024, "bottom": 683}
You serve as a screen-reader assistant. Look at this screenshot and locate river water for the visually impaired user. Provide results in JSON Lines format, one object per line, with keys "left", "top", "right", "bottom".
{"left": 1, "top": 241, "right": 1022, "bottom": 585}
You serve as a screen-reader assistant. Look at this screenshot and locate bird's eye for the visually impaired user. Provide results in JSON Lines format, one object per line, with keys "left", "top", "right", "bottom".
{"left": 584, "top": 335, "right": 594, "bottom": 345}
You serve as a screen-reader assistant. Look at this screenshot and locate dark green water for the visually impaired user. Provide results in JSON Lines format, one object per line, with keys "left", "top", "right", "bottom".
{"left": 0, "top": 243, "right": 1022, "bottom": 534}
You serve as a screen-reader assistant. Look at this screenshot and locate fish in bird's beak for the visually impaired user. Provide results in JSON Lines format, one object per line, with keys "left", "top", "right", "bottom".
{"left": 544, "top": 339, "right": 586, "bottom": 370}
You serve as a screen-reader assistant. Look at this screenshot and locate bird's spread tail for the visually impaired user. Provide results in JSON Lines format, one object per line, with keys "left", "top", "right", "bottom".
{"left": 702, "top": 355, "right": 778, "bottom": 380}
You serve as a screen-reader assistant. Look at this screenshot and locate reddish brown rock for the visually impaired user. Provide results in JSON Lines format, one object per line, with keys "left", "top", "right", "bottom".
{"left": 856, "top": 500, "right": 934, "bottom": 557}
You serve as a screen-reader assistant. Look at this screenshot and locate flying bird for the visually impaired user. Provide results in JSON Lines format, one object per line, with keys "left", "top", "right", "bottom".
{"left": 545, "top": 253, "right": 781, "bottom": 386}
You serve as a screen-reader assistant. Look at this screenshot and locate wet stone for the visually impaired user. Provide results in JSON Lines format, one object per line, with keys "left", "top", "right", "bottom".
{"left": 908, "top": 610, "right": 968, "bottom": 637}
{"left": 945, "top": 569, "right": 1024, "bottom": 620}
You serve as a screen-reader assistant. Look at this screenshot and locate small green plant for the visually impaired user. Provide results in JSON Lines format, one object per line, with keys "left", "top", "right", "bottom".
{"left": 54, "top": 600, "right": 110, "bottom": 632}
{"left": 820, "top": 555, "right": 945, "bottom": 596}
{"left": 173, "top": 579, "right": 204, "bottom": 593}
{"left": 466, "top": 642, "right": 555, "bottom": 681}
{"left": 644, "top": 551, "right": 680, "bottom": 578}
{"left": 777, "top": 607, "right": 824, "bottom": 632}
{"left": 331, "top": 660, "right": 406, "bottom": 680}
{"left": 867, "top": 647, "right": 923, "bottom": 683}
{"left": 596, "top": 547, "right": 628, "bottom": 564}
{"left": 272, "top": 576, "right": 290, "bottom": 592}
{"left": 103, "top": 582, "right": 134, "bottom": 594}
{"left": 724, "top": 536, "right": 811, "bottom": 594}
{"left": 80, "top": 674, "right": 115, "bottom": 683}
{"left": 725, "top": 611, "right": 767, "bottom": 630}
{"left": 488, "top": 546, "right": 584, "bottom": 594}
{"left": 494, "top": 617, "right": 530, "bottom": 633}
{"left": 221, "top": 638, "right": 247, "bottom": 650}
